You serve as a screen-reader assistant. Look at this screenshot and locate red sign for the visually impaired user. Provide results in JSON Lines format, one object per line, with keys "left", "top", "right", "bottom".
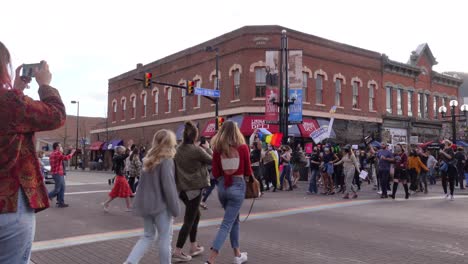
{"left": 200, "top": 119, "right": 217, "bottom": 138}
{"left": 239, "top": 115, "right": 279, "bottom": 136}
{"left": 305, "top": 143, "right": 313, "bottom": 154}
{"left": 298, "top": 119, "right": 320, "bottom": 137}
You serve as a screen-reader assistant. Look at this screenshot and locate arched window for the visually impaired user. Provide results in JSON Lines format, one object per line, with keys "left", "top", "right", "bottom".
{"left": 130, "top": 94, "right": 136, "bottom": 119}
{"left": 255, "top": 67, "right": 266, "bottom": 98}
{"left": 351, "top": 77, "right": 362, "bottom": 109}
{"left": 141, "top": 91, "right": 147, "bottom": 117}
{"left": 152, "top": 88, "right": 159, "bottom": 115}
{"left": 120, "top": 97, "right": 126, "bottom": 121}
{"left": 165, "top": 87, "right": 172, "bottom": 113}
{"left": 179, "top": 81, "right": 186, "bottom": 111}
{"left": 112, "top": 100, "right": 117, "bottom": 122}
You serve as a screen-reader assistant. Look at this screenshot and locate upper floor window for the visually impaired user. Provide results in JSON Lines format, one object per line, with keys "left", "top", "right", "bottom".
{"left": 193, "top": 80, "right": 201, "bottom": 108}
{"left": 302, "top": 72, "right": 309, "bottom": 102}
{"left": 121, "top": 98, "right": 126, "bottom": 120}
{"left": 408, "top": 91, "right": 413, "bottom": 117}
{"left": 233, "top": 69, "right": 241, "bottom": 99}
{"left": 141, "top": 92, "right": 147, "bottom": 117}
{"left": 352, "top": 81, "right": 360, "bottom": 108}
{"left": 316, "top": 75, "right": 323, "bottom": 104}
{"left": 424, "top": 94, "right": 429, "bottom": 118}
{"left": 152, "top": 89, "right": 159, "bottom": 115}
{"left": 112, "top": 100, "right": 117, "bottom": 122}
{"left": 397, "top": 89, "right": 403, "bottom": 115}
{"left": 255, "top": 68, "right": 266, "bottom": 98}
{"left": 165, "top": 87, "right": 172, "bottom": 113}
{"left": 179, "top": 83, "right": 186, "bottom": 111}
{"left": 369, "top": 84, "right": 375, "bottom": 111}
{"left": 386, "top": 87, "right": 392, "bottom": 114}
{"left": 130, "top": 95, "right": 136, "bottom": 119}
{"left": 433, "top": 96, "right": 438, "bottom": 119}
{"left": 335, "top": 79, "right": 342, "bottom": 106}
{"left": 418, "top": 93, "right": 423, "bottom": 118}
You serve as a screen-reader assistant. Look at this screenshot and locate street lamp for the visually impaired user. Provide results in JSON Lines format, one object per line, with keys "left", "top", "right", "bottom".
{"left": 71, "top": 100, "right": 79, "bottom": 169}
{"left": 205, "top": 46, "right": 220, "bottom": 131}
{"left": 438, "top": 100, "right": 468, "bottom": 144}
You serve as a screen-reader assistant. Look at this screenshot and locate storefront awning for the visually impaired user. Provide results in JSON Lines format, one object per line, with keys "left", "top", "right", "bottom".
{"left": 237, "top": 115, "right": 279, "bottom": 136}
{"left": 298, "top": 119, "right": 320, "bottom": 138}
{"left": 89, "top": 141, "right": 104, "bottom": 151}
{"left": 102, "top": 139, "right": 123, "bottom": 150}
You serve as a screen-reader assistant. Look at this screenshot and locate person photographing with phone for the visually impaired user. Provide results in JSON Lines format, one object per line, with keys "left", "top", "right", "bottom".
{"left": 0, "top": 41, "right": 67, "bottom": 264}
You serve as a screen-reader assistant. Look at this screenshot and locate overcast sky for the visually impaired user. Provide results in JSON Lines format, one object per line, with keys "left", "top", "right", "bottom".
{"left": 2, "top": 0, "right": 467, "bottom": 117}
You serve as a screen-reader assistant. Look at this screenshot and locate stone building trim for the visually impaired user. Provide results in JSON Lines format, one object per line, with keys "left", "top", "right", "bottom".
{"left": 333, "top": 73, "right": 346, "bottom": 84}
{"left": 120, "top": 97, "right": 127, "bottom": 110}
{"left": 303, "top": 66, "right": 313, "bottom": 77}
{"left": 314, "top": 69, "right": 328, "bottom": 81}
{"left": 208, "top": 70, "right": 222, "bottom": 81}
{"left": 367, "top": 80, "right": 378, "bottom": 90}
{"left": 192, "top": 75, "right": 203, "bottom": 85}
{"left": 351, "top": 77, "right": 363, "bottom": 87}
{"left": 249, "top": 61, "right": 265, "bottom": 72}
{"left": 229, "top": 64, "right": 243, "bottom": 76}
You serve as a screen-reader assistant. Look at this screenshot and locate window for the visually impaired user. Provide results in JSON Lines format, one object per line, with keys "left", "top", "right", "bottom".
{"left": 418, "top": 93, "right": 423, "bottom": 118}
{"left": 302, "top": 72, "right": 309, "bottom": 102}
{"left": 130, "top": 96, "right": 136, "bottom": 119}
{"left": 335, "top": 79, "right": 342, "bottom": 106}
{"left": 193, "top": 80, "right": 201, "bottom": 107}
{"left": 433, "top": 96, "right": 438, "bottom": 119}
{"left": 180, "top": 85, "right": 186, "bottom": 111}
{"left": 352, "top": 81, "right": 359, "bottom": 108}
{"left": 316, "top": 75, "right": 323, "bottom": 104}
{"left": 255, "top": 68, "right": 266, "bottom": 98}
{"left": 424, "top": 94, "right": 429, "bottom": 118}
{"left": 141, "top": 93, "right": 147, "bottom": 117}
{"left": 153, "top": 90, "right": 159, "bottom": 115}
{"left": 112, "top": 101, "right": 117, "bottom": 122}
{"left": 369, "top": 84, "right": 375, "bottom": 111}
{"left": 408, "top": 91, "right": 413, "bottom": 117}
{"left": 442, "top": 97, "right": 447, "bottom": 109}
{"left": 233, "top": 69, "right": 240, "bottom": 99}
{"left": 121, "top": 98, "right": 126, "bottom": 120}
{"left": 165, "top": 87, "right": 171, "bottom": 113}
{"left": 397, "top": 89, "right": 403, "bottom": 115}
{"left": 386, "top": 87, "right": 392, "bottom": 114}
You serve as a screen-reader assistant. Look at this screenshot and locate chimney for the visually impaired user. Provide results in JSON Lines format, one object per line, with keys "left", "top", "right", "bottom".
{"left": 136, "top": 63, "right": 143, "bottom": 69}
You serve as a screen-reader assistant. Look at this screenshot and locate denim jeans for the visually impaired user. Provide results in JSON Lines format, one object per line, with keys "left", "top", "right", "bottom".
{"left": 0, "top": 188, "right": 36, "bottom": 264}
{"left": 49, "top": 174, "right": 66, "bottom": 204}
{"left": 379, "top": 169, "right": 390, "bottom": 196}
{"left": 126, "top": 210, "right": 173, "bottom": 264}
{"left": 202, "top": 179, "right": 218, "bottom": 203}
{"left": 212, "top": 176, "right": 245, "bottom": 252}
{"left": 308, "top": 168, "right": 319, "bottom": 193}
{"left": 280, "top": 164, "right": 292, "bottom": 190}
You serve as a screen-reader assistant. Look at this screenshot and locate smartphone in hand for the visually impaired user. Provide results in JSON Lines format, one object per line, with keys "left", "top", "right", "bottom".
{"left": 21, "top": 63, "right": 42, "bottom": 78}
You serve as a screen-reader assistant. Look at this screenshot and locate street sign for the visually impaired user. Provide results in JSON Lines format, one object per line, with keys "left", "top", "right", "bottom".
{"left": 194, "top": 87, "right": 220, "bottom": 98}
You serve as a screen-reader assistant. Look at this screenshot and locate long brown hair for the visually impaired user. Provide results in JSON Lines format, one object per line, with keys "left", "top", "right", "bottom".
{"left": 0, "top": 41, "right": 12, "bottom": 89}
{"left": 183, "top": 121, "right": 198, "bottom": 144}
{"left": 143, "top": 129, "right": 177, "bottom": 171}
{"left": 211, "top": 120, "right": 245, "bottom": 155}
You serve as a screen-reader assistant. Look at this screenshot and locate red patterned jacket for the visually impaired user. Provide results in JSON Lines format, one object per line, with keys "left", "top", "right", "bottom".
{"left": 0, "top": 85, "right": 66, "bottom": 213}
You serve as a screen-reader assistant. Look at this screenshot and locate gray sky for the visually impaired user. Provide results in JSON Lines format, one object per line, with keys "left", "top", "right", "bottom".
{"left": 2, "top": 0, "right": 467, "bottom": 117}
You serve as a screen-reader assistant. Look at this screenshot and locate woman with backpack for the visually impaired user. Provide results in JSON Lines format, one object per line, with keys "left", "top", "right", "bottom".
{"left": 124, "top": 130, "right": 180, "bottom": 264}
{"left": 204, "top": 121, "right": 252, "bottom": 264}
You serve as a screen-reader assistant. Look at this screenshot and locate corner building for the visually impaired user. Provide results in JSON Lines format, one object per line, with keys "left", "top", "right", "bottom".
{"left": 91, "top": 25, "right": 461, "bottom": 150}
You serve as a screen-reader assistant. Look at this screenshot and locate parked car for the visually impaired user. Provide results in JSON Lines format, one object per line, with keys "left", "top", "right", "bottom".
{"left": 41, "top": 157, "right": 54, "bottom": 183}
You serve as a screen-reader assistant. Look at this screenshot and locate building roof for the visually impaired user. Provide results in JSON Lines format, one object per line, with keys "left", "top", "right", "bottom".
{"left": 408, "top": 43, "right": 438, "bottom": 66}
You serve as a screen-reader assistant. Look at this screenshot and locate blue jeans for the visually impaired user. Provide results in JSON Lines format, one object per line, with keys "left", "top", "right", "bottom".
{"left": 379, "top": 169, "right": 390, "bottom": 196}
{"left": 202, "top": 179, "right": 218, "bottom": 203}
{"left": 0, "top": 188, "right": 36, "bottom": 264}
{"left": 280, "top": 164, "right": 292, "bottom": 190}
{"left": 49, "top": 174, "right": 66, "bottom": 204}
{"left": 126, "top": 210, "right": 173, "bottom": 264}
{"left": 212, "top": 177, "right": 246, "bottom": 252}
{"left": 308, "top": 168, "right": 319, "bottom": 193}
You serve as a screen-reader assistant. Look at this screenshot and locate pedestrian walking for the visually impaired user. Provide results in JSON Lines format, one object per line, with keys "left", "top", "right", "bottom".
{"left": 124, "top": 130, "right": 180, "bottom": 264}
{"left": 279, "top": 145, "right": 293, "bottom": 191}
{"left": 320, "top": 147, "right": 338, "bottom": 195}
{"left": 262, "top": 145, "right": 279, "bottom": 192}
{"left": 250, "top": 141, "right": 264, "bottom": 195}
{"left": 334, "top": 145, "right": 360, "bottom": 199}
{"left": 426, "top": 149, "right": 437, "bottom": 185}
{"left": 307, "top": 147, "right": 321, "bottom": 194}
{"left": 48, "top": 142, "right": 76, "bottom": 207}
{"left": 128, "top": 148, "right": 142, "bottom": 194}
{"left": 102, "top": 146, "right": 133, "bottom": 212}
{"left": 173, "top": 121, "right": 212, "bottom": 262}
{"left": 390, "top": 145, "right": 409, "bottom": 200}
{"left": 375, "top": 142, "right": 393, "bottom": 198}
{"left": 439, "top": 140, "right": 457, "bottom": 201}
{"left": 0, "top": 44, "right": 66, "bottom": 264}
{"left": 455, "top": 147, "right": 466, "bottom": 190}
{"left": 291, "top": 145, "right": 307, "bottom": 189}
{"left": 204, "top": 120, "right": 251, "bottom": 264}
{"left": 408, "top": 149, "right": 428, "bottom": 194}
{"left": 201, "top": 137, "right": 217, "bottom": 210}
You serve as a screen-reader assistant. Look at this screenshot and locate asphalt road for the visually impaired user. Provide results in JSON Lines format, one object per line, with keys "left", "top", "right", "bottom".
{"left": 31, "top": 170, "right": 468, "bottom": 264}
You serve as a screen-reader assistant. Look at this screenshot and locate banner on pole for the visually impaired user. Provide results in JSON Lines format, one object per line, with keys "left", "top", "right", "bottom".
{"left": 265, "top": 51, "right": 280, "bottom": 124}
{"left": 288, "top": 88, "right": 302, "bottom": 123}
{"left": 288, "top": 50, "right": 303, "bottom": 124}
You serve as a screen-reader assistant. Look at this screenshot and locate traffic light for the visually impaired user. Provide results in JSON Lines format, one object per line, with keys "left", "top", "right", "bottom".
{"left": 187, "top": 80, "right": 195, "bottom": 95}
{"left": 144, "top": 72, "right": 152, "bottom": 89}
{"left": 217, "top": 116, "right": 225, "bottom": 128}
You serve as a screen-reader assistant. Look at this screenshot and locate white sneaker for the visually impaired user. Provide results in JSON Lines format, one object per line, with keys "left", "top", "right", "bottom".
{"left": 233, "top": 252, "right": 248, "bottom": 264}
{"left": 444, "top": 194, "right": 450, "bottom": 199}
{"left": 450, "top": 195, "right": 454, "bottom": 201}
{"left": 377, "top": 191, "right": 382, "bottom": 195}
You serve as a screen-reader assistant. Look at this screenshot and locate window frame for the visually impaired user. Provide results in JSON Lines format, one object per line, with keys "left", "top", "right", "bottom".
{"left": 352, "top": 81, "right": 360, "bottom": 109}
{"left": 315, "top": 74, "right": 323, "bottom": 104}
{"left": 335, "top": 78, "right": 342, "bottom": 106}
{"left": 386, "top": 86, "right": 393, "bottom": 114}
{"left": 407, "top": 91, "right": 413, "bottom": 117}
{"left": 233, "top": 69, "right": 241, "bottom": 99}
{"left": 255, "top": 67, "right": 266, "bottom": 98}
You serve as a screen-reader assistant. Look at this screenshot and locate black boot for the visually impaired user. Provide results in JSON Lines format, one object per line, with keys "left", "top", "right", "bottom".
{"left": 391, "top": 182, "right": 398, "bottom": 199}
{"left": 403, "top": 184, "right": 409, "bottom": 199}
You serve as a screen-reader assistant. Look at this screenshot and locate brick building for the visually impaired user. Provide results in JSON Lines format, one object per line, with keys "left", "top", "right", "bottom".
{"left": 90, "top": 25, "right": 461, "bottom": 151}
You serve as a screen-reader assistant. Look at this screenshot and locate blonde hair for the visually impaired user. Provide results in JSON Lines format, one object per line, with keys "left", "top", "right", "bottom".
{"left": 211, "top": 120, "right": 245, "bottom": 155}
{"left": 143, "top": 129, "right": 177, "bottom": 171}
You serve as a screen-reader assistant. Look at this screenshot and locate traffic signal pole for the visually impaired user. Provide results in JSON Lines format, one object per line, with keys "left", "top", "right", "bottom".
{"left": 215, "top": 49, "right": 220, "bottom": 131}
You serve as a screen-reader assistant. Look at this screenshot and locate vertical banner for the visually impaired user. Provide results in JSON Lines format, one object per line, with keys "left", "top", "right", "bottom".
{"left": 327, "top": 106, "right": 337, "bottom": 137}
{"left": 288, "top": 50, "right": 303, "bottom": 123}
{"left": 265, "top": 51, "right": 280, "bottom": 124}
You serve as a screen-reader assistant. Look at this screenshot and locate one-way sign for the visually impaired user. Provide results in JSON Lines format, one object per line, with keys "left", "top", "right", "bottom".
{"left": 195, "top": 87, "right": 220, "bottom": 98}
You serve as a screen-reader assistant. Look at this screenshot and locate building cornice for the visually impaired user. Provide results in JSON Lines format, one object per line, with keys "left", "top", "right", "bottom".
{"left": 382, "top": 55, "right": 421, "bottom": 78}
{"left": 432, "top": 72, "right": 463, "bottom": 88}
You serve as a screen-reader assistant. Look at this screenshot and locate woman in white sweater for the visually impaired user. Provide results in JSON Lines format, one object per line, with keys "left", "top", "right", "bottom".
{"left": 334, "top": 145, "right": 361, "bottom": 199}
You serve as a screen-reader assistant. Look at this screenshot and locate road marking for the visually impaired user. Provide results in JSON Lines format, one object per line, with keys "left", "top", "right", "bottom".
{"left": 32, "top": 195, "right": 468, "bottom": 252}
